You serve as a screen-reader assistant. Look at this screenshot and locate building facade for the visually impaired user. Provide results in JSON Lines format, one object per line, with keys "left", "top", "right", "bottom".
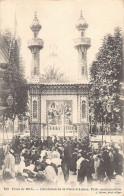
{"left": 28, "top": 12, "right": 91, "bottom": 139}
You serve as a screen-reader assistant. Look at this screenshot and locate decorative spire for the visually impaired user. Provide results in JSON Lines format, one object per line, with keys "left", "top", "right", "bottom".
{"left": 80, "top": 10, "right": 83, "bottom": 18}
{"left": 14, "top": 10, "right": 17, "bottom": 39}
{"left": 30, "top": 12, "right": 41, "bottom": 38}
{"left": 76, "top": 10, "right": 88, "bottom": 33}
{"left": 34, "top": 11, "right": 37, "bottom": 18}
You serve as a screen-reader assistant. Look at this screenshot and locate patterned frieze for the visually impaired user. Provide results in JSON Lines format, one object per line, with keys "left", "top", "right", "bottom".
{"left": 77, "top": 85, "right": 89, "bottom": 95}
{"left": 29, "top": 85, "right": 41, "bottom": 95}
{"left": 29, "top": 84, "right": 89, "bottom": 96}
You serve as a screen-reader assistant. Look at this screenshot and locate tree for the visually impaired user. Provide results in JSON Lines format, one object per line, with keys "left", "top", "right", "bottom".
{"left": 1, "top": 29, "right": 28, "bottom": 120}
{"left": 89, "top": 27, "right": 123, "bottom": 134}
{"left": 43, "top": 65, "right": 64, "bottom": 82}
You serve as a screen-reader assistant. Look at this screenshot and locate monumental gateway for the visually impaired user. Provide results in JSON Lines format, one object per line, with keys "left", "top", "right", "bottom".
{"left": 28, "top": 11, "right": 91, "bottom": 139}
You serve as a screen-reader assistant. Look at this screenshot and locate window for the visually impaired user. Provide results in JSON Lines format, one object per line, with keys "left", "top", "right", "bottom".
{"left": 33, "top": 88, "right": 37, "bottom": 94}
{"left": 82, "top": 101, "right": 86, "bottom": 119}
{"left": 34, "top": 67, "right": 37, "bottom": 75}
{"left": 82, "top": 67, "right": 84, "bottom": 75}
{"left": 33, "top": 101, "right": 37, "bottom": 118}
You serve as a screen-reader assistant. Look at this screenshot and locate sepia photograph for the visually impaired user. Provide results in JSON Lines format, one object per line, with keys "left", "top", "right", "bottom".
{"left": 0, "top": 0, "right": 123, "bottom": 195}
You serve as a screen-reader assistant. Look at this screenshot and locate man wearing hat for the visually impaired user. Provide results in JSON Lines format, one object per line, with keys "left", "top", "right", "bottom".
{"left": 70, "top": 148, "right": 78, "bottom": 174}
{"left": 31, "top": 150, "right": 41, "bottom": 165}
{"left": 61, "top": 142, "right": 70, "bottom": 182}
{"left": 77, "top": 151, "right": 89, "bottom": 184}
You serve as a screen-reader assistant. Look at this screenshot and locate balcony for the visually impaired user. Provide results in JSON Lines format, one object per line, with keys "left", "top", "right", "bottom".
{"left": 74, "top": 37, "right": 91, "bottom": 48}
{"left": 28, "top": 38, "right": 44, "bottom": 50}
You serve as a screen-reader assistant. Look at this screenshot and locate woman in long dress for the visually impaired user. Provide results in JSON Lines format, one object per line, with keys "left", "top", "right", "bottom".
{"left": 3, "top": 147, "right": 15, "bottom": 180}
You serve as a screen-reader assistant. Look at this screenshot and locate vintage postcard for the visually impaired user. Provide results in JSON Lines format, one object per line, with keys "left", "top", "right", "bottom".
{"left": 0, "top": 0, "right": 123, "bottom": 196}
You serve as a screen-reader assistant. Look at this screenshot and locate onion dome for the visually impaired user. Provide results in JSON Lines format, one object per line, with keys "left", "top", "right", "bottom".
{"left": 76, "top": 10, "right": 88, "bottom": 32}
{"left": 30, "top": 12, "right": 41, "bottom": 38}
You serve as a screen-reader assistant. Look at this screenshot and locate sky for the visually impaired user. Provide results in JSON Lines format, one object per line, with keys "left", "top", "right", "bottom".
{"left": 0, "top": 0, "right": 123, "bottom": 79}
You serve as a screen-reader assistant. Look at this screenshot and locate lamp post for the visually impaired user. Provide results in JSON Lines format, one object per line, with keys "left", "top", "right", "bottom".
{"left": 89, "top": 115, "right": 93, "bottom": 135}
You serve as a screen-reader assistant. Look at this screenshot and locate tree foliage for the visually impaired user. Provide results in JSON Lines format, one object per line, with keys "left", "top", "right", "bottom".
{"left": 89, "top": 27, "right": 123, "bottom": 133}
{"left": 43, "top": 65, "right": 64, "bottom": 82}
{"left": 1, "top": 29, "right": 28, "bottom": 119}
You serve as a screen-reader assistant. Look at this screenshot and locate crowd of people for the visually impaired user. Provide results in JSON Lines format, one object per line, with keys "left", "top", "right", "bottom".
{"left": 0, "top": 134, "right": 123, "bottom": 186}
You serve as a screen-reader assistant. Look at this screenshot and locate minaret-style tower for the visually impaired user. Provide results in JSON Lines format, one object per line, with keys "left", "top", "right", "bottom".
{"left": 28, "top": 12, "right": 44, "bottom": 77}
{"left": 28, "top": 12, "right": 44, "bottom": 139}
{"left": 75, "top": 11, "right": 91, "bottom": 81}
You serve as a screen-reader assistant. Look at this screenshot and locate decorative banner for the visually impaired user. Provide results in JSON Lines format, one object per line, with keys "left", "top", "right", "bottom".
{"left": 46, "top": 100, "right": 72, "bottom": 125}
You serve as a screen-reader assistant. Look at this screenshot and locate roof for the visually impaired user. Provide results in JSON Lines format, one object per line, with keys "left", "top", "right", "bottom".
{"left": 28, "top": 82, "right": 90, "bottom": 86}
{"left": 28, "top": 75, "right": 90, "bottom": 86}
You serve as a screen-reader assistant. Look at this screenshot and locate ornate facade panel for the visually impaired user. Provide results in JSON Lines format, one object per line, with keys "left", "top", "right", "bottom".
{"left": 29, "top": 84, "right": 89, "bottom": 138}
{"left": 30, "top": 123, "right": 41, "bottom": 139}
{"left": 80, "top": 95, "right": 89, "bottom": 123}
{"left": 77, "top": 94, "right": 81, "bottom": 123}
{"left": 77, "top": 123, "right": 89, "bottom": 139}
{"left": 41, "top": 95, "right": 77, "bottom": 124}
{"left": 81, "top": 100, "right": 86, "bottom": 119}
{"left": 46, "top": 100, "right": 72, "bottom": 125}
{"left": 30, "top": 95, "right": 41, "bottom": 123}
{"left": 33, "top": 100, "right": 37, "bottom": 118}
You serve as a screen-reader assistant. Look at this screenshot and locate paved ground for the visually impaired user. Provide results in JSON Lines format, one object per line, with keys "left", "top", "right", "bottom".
{"left": 3, "top": 172, "right": 124, "bottom": 189}
{"left": 0, "top": 168, "right": 123, "bottom": 196}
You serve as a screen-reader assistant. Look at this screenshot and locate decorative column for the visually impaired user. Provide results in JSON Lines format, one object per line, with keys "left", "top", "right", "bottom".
{"left": 74, "top": 11, "right": 91, "bottom": 81}
{"left": 29, "top": 86, "right": 41, "bottom": 139}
